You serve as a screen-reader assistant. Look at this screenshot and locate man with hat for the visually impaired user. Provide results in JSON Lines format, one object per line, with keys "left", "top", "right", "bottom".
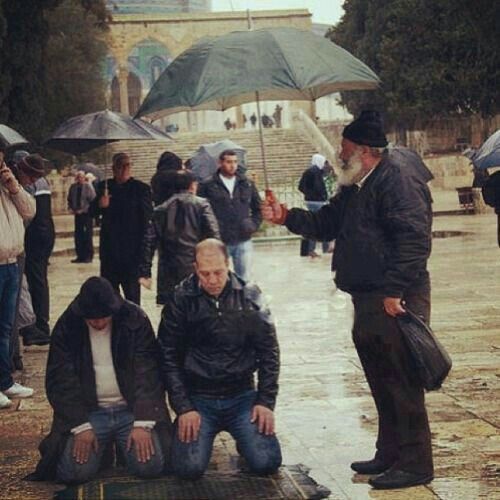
{"left": 0, "top": 147, "right": 36, "bottom": 409}
{"left": 15, "top": 152, "right": 55, "bottom": 343}
{"left": 28, "top": 277, "right": 171, "bottom": 483}
{"left": 262, "top": 111, "right": 434, "bottom": 489}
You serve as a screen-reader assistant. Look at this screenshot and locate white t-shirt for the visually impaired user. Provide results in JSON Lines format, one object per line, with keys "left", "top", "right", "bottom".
{"left": 219, "top": 173, "right": 236, "bottom": 197}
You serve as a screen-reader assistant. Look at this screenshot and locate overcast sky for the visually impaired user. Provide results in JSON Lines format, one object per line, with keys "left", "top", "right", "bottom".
{"left": 211, "top": 0, "right": 344, "bottom": 26}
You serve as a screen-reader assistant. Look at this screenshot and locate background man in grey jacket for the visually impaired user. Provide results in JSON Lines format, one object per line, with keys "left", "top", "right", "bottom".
{"left": 68, "top": 171, "right": 96, "bottom": 263}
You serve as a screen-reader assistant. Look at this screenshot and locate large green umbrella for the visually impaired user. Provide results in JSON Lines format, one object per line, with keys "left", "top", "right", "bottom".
{"left": 135, "top": 26, "right": 379, "bottom": 187}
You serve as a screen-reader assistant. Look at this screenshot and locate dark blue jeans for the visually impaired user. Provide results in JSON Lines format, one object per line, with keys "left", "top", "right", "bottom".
{"left": 56, "top": 405, "right": 164, "bottom": 484}
{"left": 172, "top": 390, "right": 282, "bottom": 479}
{"left": 0, "top": 263, "right": 19, "bottom": 391}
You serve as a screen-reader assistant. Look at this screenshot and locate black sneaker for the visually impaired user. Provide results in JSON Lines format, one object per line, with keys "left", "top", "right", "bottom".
{"left": 20, "top": 325, "right": 50, "bottom": 346}
{"left": 369, "top": 469, "right": 433, "bottom": 489}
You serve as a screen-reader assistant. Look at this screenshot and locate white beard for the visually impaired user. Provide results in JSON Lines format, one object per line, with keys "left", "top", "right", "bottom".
{"left": 337, "top": 149, "right": 364, "bottom": 186}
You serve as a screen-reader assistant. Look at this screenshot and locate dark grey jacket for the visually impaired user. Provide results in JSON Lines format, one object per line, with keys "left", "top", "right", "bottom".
{"left": 286, "top": 151, "right": 433, "bottom": 297}
{"left": 67, "top": 182, "right": 96, "bottom": 214}
{"left": 198, "top": 172, "right": 262, "bottom": 245}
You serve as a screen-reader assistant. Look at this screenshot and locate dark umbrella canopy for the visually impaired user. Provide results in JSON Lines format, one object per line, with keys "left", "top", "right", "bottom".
{"left": 471, "top": 129, "right": 500, "bottom": 169}
{"left": 190, "top": 139, "right": 246, "bottom": 181}
{"left": 135, "top": 27, "right": 380, "bottom": 120}
{"left": 45, "top": 109, "right": 172, "bottom": 154}
{"left": 0, "top": 124, "right": 29, "bottom": 148}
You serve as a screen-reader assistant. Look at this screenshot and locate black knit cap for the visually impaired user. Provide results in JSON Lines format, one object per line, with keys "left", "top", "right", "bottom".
{"left": 71, "top": 277, "right": 124, "bottom": 319}
{"left": 342, "top": 110, "right": 388, "bottom": 147}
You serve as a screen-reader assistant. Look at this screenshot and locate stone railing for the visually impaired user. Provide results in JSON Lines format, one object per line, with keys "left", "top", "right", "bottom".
{"left": 291, "top": 109, "right": 337, "bottom": 162}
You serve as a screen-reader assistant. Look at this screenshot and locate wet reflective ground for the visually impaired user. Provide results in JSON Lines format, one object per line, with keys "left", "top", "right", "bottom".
{"left": 1, "top": 213, "right": 499, "bottom": 499}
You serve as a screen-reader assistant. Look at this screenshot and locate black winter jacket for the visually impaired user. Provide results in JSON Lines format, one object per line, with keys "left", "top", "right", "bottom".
{"left": 28, "top": 301, "right": 171, "bottom": 480}
{"left": 152, "top": 192, "right": 220, "bottom": 304}
{"left": 298, "top": 165, "right": 328, "bottom": 202}
{"left": 94, "top": 178, "right": 153, "bottom": 278}
{"left": 286, "top": 151, "right": 433, "bottom": 297}
{"left": 198, "top": 172, "right": 262, "bottom": 245}
{"left": 158, "top": 273, "right": 280, "bottom": 415}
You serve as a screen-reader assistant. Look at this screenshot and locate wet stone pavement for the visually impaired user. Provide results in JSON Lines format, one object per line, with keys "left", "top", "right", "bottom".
{"left": 1, "top": 212, "right": 500, "bottom": 499}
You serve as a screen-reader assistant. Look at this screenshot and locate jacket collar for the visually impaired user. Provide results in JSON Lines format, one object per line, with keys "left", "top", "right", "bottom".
{"left": 213, "top": 170, "right": 245, "bottom": 185}
{"left": 183, "top": 271, "right": 244, "bottom": 297}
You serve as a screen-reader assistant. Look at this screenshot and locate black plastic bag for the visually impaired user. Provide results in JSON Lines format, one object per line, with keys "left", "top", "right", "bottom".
{"left": 397, "top": 308, "right": 452, "bottom": 391}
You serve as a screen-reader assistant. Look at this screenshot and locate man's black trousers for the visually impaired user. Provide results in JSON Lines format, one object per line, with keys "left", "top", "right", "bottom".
{"left": 24, "top": 251, "right": 51, "bottom": 336}
{"left": 74, "top": 213, "right": 94, "bottom": 262}
{"left": 101, "top": 269, "right": 140, "bottom": 305}
{"left": 351, "top": 283, "right": 433, "bottom": 475}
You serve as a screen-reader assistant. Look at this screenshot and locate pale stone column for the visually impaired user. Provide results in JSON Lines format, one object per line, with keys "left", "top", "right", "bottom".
{"left": 235, "top": 106, "right": 244, "bottom": 128}
{"left": 118, "top": 67, "right": 129, "bottom": 115}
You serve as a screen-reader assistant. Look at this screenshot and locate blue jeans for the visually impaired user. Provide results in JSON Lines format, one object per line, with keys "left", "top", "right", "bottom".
{"left": 172, "top": 390, "right": 282, "bottom": 479}
{"left": 0, "top": 263, "right": 19, "bottom": 391}
{"left": 305, "top": 201, "right": 330, "bottom": 254}
{"left": 227, "top": 240, "right": 253, "bottom": 282}
{"left": 56, "top": 405, "right": 164, "bottom": 484}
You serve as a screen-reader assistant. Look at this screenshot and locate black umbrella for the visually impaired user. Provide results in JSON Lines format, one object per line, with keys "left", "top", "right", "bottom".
{"left": 0, "top": 124, "right": 29, "bottom": 149}
{"left": 44, "top": 109, "right": 173, "bottom": 155}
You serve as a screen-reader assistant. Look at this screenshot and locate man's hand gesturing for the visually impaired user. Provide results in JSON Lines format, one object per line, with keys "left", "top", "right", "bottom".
{"left": 178, "top": 410, "right": 201, "bottom": 443}
{"left": 251, "top": 405, "right": 275, "bottom": 435}
{"left": 73, "top": 429, "right": 98, "bottom": 464}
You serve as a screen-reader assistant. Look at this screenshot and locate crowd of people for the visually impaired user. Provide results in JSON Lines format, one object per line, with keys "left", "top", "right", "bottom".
{"left": 0, "top": 111, "right": 449, "bottom": 490}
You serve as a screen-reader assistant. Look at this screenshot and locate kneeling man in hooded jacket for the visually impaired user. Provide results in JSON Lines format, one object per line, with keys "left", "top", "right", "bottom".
{"left": 28, "top": 277, "right": 172, "bottom": 484}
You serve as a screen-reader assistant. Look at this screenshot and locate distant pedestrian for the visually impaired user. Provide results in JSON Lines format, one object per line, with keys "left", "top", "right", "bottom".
{"left": 272, "top": 104, "right": 283, "bottom": 128}
{"left": 224, "top": 117, "right": 232, "bottom": 131}
{"left": 67, "top": 171, "right": 96, "bottom": 263}
{"left": 250, "top": 113, "right": 257, "bottom": 128}
{"left": 298, "top": 153, "right": 329, "bottom": 257}
{"left": 198, "top": 150, "right": 262, "bottom": 281}
{"left": 242, "top": 113, "right": 248, "bottom": 128}
{"left": 94, "top": 153, "right": 153, "bottom": 305}
{"left": 150, "top": 170, "right": 220, "bottom": 304}
{"left": 0, "top": 147, "right": 36, "bottom": 409}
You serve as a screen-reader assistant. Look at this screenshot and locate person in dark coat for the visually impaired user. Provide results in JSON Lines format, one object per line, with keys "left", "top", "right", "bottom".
{"left": 27, "top": 277, "right": 172, "bottom": 483}
{"left": 16, "top": 154, "right": 55, "bottom": 341}
{"left": 263, "top": 111, "right": 434, "bottom": 490}
{"left": 198, "top": 150, "right": 262, "bottom": 282}
{"left": 481, "top": 169, "right": 500, "bottom": 247}
{"left": 67, "top": 171, "right": 96, "bottom": 263}
{"left": 150, "top": 170, "right": 220, "bottom": 305}
{"left": 158, "top": 239, "right": 281, "bottom": 480}
{"left": 93, "top": 153, "right": 152, "bottom": 305}
{"left": 150, "top": 151, "right": 183, "bottom": 206}
{"left": 298, "top": 153, "right": 330, "bottom": 257}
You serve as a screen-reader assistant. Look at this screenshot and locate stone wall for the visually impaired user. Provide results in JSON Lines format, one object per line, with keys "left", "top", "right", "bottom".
{"left": 47, "top": 173, "right": 74, "bottom": 215}
{"left": 424, "top": 153, "right": 473, "bottom": 190}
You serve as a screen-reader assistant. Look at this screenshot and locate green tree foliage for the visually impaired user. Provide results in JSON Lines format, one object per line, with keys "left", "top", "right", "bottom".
{"left": 44, "top": 0, "right": 109, "bottom": 140}
{"left": 0, "top": 0, "right": 109, "bottom": 143}
{"left": 328, "top": 0, "right": 500, "bottom": 131}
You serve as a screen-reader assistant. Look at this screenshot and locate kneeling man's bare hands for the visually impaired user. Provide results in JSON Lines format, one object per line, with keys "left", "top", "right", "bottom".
{"left": 127, "top": 427, "right": 155, "bottom": 463}
{"left": 178, "top": 410, "right": 201, "bottom": 443}
{"left": 73, "top": 429, "right": 98, "bottom": 464}
{"left": 251, "top": 405, "right": 275, "bottom": 435}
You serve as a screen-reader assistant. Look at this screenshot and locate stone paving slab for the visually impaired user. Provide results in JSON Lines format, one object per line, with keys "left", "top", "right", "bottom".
{"left": 1, "top": 212, "right": 500, "bottom": 499}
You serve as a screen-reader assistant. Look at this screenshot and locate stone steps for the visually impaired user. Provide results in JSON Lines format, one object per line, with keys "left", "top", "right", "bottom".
{"left": 111, "top": 128, "right": 318, "bottom": 187}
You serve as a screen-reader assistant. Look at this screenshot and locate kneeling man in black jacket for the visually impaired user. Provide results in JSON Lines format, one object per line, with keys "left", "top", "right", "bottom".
{"left": 158, "top": 238, "right": 281, "bottom": 479}
{"left": 28, "top": 277, "right": 171, "bottom": 484}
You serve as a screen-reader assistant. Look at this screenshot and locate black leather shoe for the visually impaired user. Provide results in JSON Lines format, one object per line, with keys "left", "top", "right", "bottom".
{"left": 20, "top": 325, "right": 51, "bottom": 346}
{"left": 351, "top": 458, "right": 393, "bottom": 475}
{"left": 71, "top": 258, "right": 82, "bottom": 263}
{"left": 369, "top": 469, "right": 433, "bottom": 489}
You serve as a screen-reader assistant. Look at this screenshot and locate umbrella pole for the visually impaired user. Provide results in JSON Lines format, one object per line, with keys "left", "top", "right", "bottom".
{"left": 254, "top": 91, "right": 269, "bottom": 190}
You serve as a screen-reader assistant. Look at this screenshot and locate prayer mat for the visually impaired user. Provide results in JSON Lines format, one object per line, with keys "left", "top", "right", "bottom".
{"left": 54, "top": 465, "right": 331, "bottom": 500}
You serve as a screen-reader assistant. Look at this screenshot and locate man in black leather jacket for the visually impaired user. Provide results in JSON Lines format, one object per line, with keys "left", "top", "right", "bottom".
{"left": 151, "top": 170, "right": 220, "bottom": 305}
{"left": 158, "top": 239, "right": 281, "bottom": 479}
{"left": 263, "top": 111, "right": 434, "bottom": 490}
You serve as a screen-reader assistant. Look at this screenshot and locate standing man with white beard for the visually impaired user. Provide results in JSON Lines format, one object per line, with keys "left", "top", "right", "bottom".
{"left": 262, "top": 111, "right": 434, "bottom": 490}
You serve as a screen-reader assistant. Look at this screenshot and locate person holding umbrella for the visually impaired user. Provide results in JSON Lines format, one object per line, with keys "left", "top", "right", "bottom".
{"left": 262, "top": 111, "right": 435, "bottom": 490}
{"left": 93, "top": 153, "right": 153, "bottom": 305}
